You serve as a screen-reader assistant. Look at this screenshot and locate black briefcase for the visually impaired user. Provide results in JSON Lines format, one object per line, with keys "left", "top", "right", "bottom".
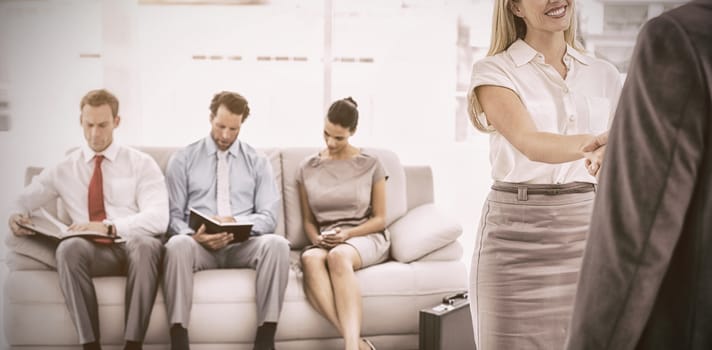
{"left": 419, "top": 291, "right": 476, "bottom": 350}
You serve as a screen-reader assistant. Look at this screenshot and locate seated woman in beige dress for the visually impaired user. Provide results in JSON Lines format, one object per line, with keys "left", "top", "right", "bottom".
{"left": 297, "top": 97, "right": 389, "bottom": 350}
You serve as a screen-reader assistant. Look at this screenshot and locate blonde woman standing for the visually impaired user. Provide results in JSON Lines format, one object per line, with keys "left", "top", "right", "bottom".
{"left": 468, "top": 0, "right": 621, "bottom": 348}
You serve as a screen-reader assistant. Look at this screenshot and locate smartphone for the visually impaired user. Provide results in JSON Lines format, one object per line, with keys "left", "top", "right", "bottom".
{"left": 321, "top": 229, "right": 337, "bottom": 236}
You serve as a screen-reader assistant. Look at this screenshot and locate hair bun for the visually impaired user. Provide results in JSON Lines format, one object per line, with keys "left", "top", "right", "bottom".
{"left": 344, "top": 97, "right": 358, "bottom": 108}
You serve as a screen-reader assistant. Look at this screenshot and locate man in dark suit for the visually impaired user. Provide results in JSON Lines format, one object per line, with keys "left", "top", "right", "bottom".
{"left": 566, "top": 1, "right": 712, "bottom": 349}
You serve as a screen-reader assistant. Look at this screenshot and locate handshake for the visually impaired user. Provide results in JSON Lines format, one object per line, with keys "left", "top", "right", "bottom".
{"left": 582, "top": 131, "right": 609, "bottom": 177}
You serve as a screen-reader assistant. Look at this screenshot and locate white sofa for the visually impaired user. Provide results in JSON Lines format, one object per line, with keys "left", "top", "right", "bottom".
{"left": 3, "top": 147, "right": 467, "bottom": 350}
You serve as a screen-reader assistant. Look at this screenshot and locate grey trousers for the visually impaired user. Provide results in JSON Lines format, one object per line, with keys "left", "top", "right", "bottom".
{"left": 56, "top": 235, "right": 163, "bottom": 344}
{"left": 162, "top": 234, "right": 290, "bottom": 327}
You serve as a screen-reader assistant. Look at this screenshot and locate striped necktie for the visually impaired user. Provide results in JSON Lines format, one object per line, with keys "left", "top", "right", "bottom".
{"left": 216, "top": 151, "right": 232, "bottom": 217}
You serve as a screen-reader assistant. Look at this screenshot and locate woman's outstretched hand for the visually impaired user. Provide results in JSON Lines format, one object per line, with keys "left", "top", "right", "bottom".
{"left": 582, "top": 131, "right": 609, "bottom": 177}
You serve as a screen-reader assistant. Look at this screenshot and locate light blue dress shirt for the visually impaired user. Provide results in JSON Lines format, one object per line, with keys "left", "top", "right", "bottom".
{"left": 166, "top": 136, "right": 280, "bottom": 236}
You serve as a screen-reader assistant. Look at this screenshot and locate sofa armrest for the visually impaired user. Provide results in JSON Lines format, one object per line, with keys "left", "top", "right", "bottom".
{"left": 5, "top": 251, "right": 54, "bottom": 270}
{"left": 388, "top": 203, "right": 462, "bottom": 263}
{"left": 5, "top": 233, "right": 58, "bottom": 269}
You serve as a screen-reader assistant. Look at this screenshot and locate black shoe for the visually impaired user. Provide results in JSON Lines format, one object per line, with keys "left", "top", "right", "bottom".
{"left": 170, "top": 324, "right": 190, "bottom": 350}
{"left": 252, "top": 346, "right": 275, "bottom": 350}
{"left": 252, "top": 341, "right": 276, "bottom": 350}
{"left": 124, "top": 341, "right": 142, "bottom": 350}
{"left": 253, "top": 322, "right": 277, "bottom": 350}
{"left": 83, "top": 342, "right": 101, "bottom": 350}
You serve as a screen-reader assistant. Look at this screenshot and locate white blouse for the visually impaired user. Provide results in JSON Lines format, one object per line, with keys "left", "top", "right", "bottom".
{"left": 469, "top": 39, "right": 622, "bottom": 184}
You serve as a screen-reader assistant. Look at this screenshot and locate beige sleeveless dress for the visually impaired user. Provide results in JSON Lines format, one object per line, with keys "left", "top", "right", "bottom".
{"left": 297, "top": 152, "right": 390, "bottom": 268}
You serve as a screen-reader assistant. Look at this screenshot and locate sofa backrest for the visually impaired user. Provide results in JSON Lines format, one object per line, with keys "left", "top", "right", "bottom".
{"left": 24, "top": 146, "right": 415, "bottom": 250}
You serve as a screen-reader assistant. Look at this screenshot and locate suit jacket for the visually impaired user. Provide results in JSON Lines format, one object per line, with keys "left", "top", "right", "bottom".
{"left": 566, "top": 1, "right": 712, "bottom": 349}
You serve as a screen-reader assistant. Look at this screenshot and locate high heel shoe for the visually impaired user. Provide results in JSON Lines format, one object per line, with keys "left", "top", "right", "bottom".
{"left": 362, "top": 338, "right": 376, "bottom": 350}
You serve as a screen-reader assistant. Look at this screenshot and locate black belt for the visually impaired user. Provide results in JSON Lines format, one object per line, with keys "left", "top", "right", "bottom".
{"left": 318, "top": 215, "right": 369, "bottom": 229}
{"left": 492, "top": 181, "right": 595, "bottom": 201}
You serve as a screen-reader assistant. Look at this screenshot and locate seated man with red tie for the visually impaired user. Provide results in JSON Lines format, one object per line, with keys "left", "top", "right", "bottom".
{"left": 8, "top": 89, "right": 169, "bottom": 350}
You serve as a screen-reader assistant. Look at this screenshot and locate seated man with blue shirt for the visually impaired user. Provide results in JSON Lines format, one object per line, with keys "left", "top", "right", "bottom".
{"left": 163, "top": 91, "right": 290, "bottom": 350}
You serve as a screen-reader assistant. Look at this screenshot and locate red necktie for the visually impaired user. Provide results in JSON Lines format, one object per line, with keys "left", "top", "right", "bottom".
{"left": 88, "top": 155, "right": 106, "bottom": 222}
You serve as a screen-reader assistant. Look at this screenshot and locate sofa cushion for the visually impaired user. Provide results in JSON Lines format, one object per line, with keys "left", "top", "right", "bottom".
{"left": 280, "top": 148, "right": 317, "bottom": 248}
{"left": 404, "top": 165, "right": 434, "bottom": 211}
{"left": 388, "top": 203, "right": 463, "bottom": 263}
{"left": 24, "top": 166, "right": 43, "bottom": 186}
{"left": 281, "top": 147, "right": 408, "bottom": 249}
{"left": 133, "top": 146, "right": 176, "bottom": 174}
{"left": 261, "top": 148, "right": 286, "bottom": 236}
{"left": 418, "top": 240, "right": 464, "bottom": 262}
{"left": 362, "top": 147, "right": 408, "bottom": 226}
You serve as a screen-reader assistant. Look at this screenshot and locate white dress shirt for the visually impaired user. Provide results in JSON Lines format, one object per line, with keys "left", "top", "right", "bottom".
{"left": 12, "top": 142, "right": 169, "bottom": 237}
{"left": 469, "top": 39, "right": 622, "bottom": 184}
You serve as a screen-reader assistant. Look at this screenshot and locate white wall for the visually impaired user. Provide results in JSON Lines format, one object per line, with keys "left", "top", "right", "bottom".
{"left": 0, "top": 0, "right": 105, "bottom": 254}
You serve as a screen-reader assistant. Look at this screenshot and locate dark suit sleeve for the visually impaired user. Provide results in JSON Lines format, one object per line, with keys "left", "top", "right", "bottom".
{"left": 566, "top": 13, "right": 709, "bottom": 349}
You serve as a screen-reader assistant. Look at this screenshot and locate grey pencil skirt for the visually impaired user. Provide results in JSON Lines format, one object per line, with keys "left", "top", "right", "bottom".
{"left": 469, "top": 182, "right": 596, "bottom": 350}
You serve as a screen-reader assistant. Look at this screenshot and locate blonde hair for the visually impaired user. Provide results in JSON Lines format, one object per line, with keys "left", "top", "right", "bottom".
{"left": 468, "top": 0, "right": 582, "bottom": 132}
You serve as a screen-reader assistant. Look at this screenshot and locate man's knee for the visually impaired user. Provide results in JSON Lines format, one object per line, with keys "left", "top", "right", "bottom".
{"left": 257, "top": 235, "right": 290, "bottom": 258}
{"left": 56, "top": 238, "right": 93, "bottom": 267}
{"left": 164, "top": 235, "right": 196, "bottom": 261}
{"left": 125, "top": 235, "right": 163, "bottom": 261}
{"left": 165, "top": 234, "right": 195, "bottom": 252}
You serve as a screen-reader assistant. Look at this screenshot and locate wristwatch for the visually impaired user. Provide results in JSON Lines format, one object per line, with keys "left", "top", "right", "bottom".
{"left": 102, "top": 219, "right": 115, "bottom": 237}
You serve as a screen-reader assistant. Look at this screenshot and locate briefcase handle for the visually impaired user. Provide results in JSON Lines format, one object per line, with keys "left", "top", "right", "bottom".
{"left": 442, "top": 291, "right": 469, "bottom": 305}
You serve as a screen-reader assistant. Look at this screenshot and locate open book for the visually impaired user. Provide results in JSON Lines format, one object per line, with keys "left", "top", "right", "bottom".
{"left": 18, "top": 208, "right": 123, "bottom": 244}
{"left": 188, "top": 207, "right": 252, "bottom": 244}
